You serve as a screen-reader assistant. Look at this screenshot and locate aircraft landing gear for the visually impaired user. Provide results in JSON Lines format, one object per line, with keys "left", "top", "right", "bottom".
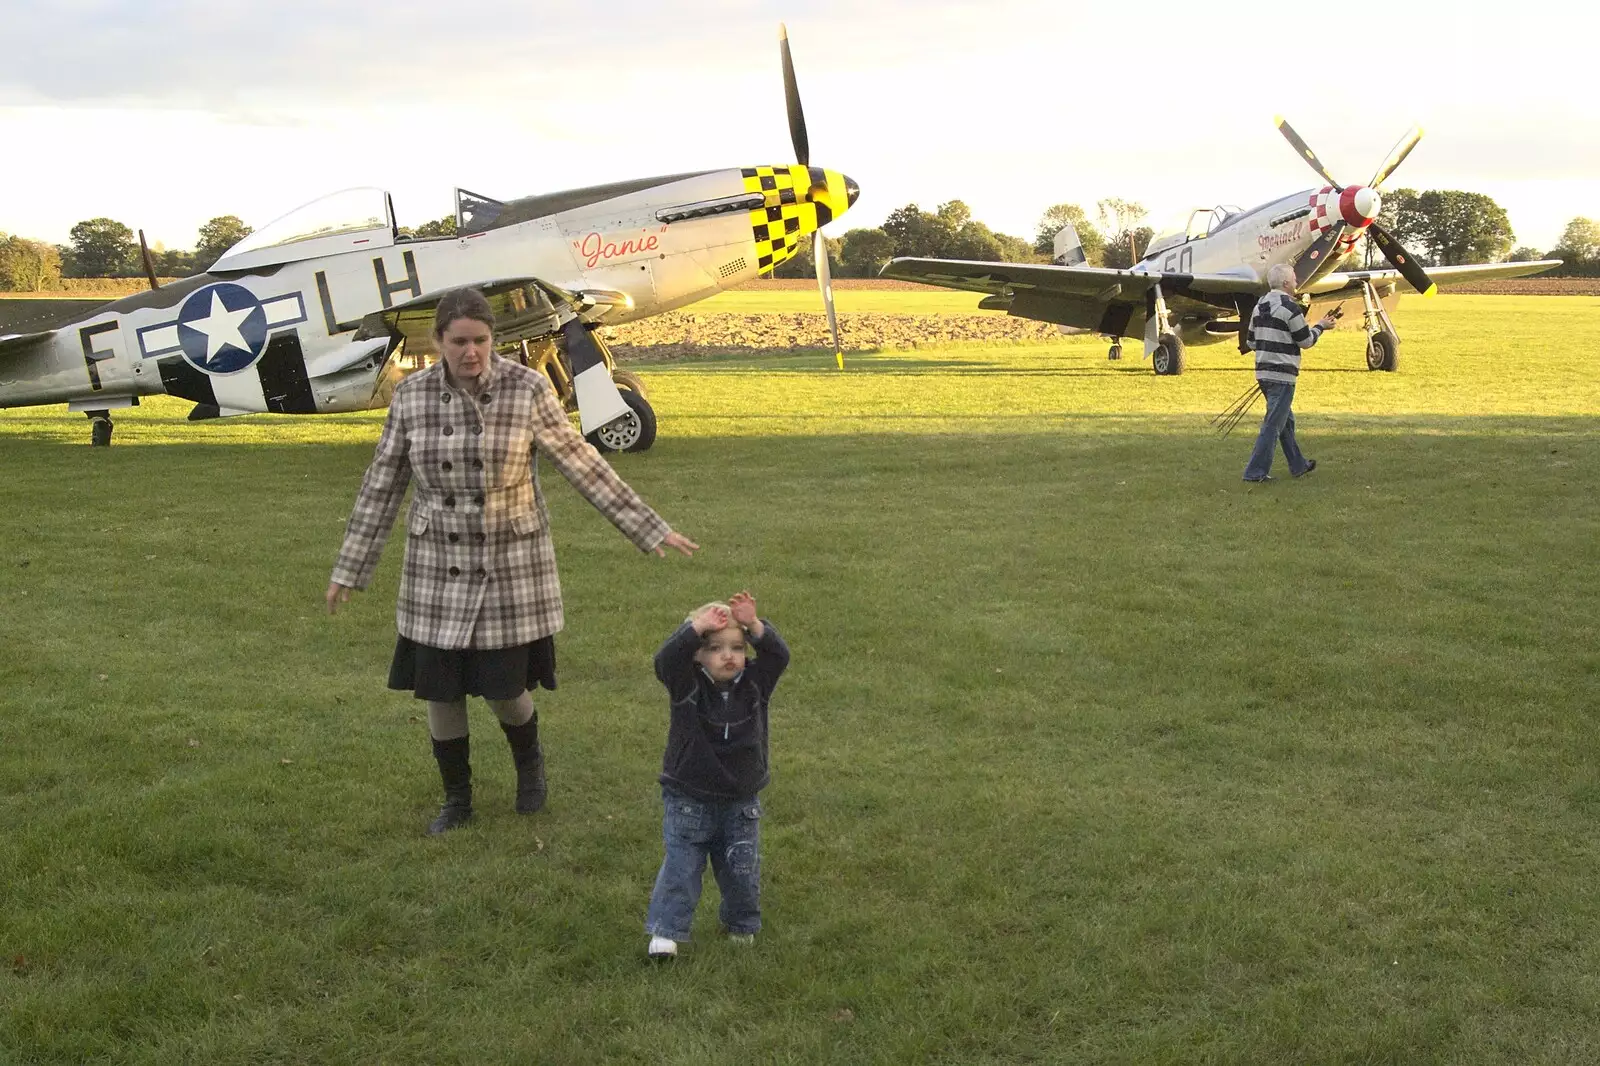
{"left": 586, "top": 385, "right": 657, "bottom": 453}
{"left": 1107, "top": 342, "right": 1122, "bottom": 361}
{"left": 1146, "top": 281, "right": 1186, "bottom": 376}
{"left": 87, "top": 410, "right": 113, "bottom": 447}
{"left": 1360, "top": 279, "right": 1400, "bottom": 372}
{"left": 1152, "top": 334, "right": 1187, "bottom": 376}
{"left": 1366, "top": 330, "right": 1400, "bottom": 372}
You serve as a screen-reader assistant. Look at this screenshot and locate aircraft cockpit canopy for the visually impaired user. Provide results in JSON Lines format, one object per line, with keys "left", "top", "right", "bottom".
{"left": 1187, "top": 205, "right": 1244, "bottom": 240}
{"left": 211, "top": 188, "right": 396, "bottom": 272}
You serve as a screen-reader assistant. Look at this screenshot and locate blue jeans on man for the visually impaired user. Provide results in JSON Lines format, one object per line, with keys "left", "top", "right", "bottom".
{"left": 1243, "top": 380, "right": 1311, "bottom": 480}
{"left": 646, "top": 787, "right": 762, "bottom": 940}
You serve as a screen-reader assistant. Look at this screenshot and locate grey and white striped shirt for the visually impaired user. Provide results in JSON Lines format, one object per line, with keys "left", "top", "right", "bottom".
{"left": 1247, "top": 290, "right": 1324, "bottom": 384}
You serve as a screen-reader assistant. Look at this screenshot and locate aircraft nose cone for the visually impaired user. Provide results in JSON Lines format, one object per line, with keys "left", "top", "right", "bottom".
{"left": 845, "top": 174, "right": 860, "bottom": 208}
{"left": 1340, "top": 185, "right": 1381, "bottom": 227}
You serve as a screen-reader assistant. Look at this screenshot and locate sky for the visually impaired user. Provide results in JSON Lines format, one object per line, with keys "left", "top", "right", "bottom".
{"left": 2, "top": 0, "right": 1594, "bottom": 256}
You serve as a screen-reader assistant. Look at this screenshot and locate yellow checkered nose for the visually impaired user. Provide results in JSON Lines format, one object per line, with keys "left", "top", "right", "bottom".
{"left": 741, "top": 165, "right": 859, "bottom": 274}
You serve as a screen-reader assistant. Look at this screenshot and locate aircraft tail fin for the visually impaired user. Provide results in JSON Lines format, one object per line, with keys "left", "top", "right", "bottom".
{"left": 1052, "top": 224, "right": 1087, "bottom": 267}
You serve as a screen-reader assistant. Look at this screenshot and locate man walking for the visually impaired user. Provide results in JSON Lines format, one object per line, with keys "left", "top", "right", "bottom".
{"left": 1243, "top": 263, "right": 1339, "bottom": 482}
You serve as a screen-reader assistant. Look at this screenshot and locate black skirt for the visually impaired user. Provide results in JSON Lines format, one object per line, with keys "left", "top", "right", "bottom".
{"left": 387, "top": 634, "right": 557, "bottom": 702}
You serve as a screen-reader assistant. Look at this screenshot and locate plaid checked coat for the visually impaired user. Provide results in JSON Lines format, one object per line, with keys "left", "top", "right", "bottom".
{"left": 330, "top": 355, "right": 671, "bottom": 650}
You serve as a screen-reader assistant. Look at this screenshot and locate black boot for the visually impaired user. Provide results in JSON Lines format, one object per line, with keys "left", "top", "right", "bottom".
{"left": 500, "top": 713, "right": 546, "bottom": 814}
{"left": 427, "top": 736, "right": 473, "bottom": 834}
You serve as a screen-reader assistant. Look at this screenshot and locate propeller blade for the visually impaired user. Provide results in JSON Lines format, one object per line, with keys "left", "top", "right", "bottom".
{"left": 1368, "top": 126, "right": 1423, "bottom": 190}
{"left": 779, "top": 23, "right": 810, "bottom": 166}
{"left": 1273, "top": 115, "right": 1342, "bottom": 188}
{"left": 814, "top": 230, "right": 842, "bottom": 368}
{"left": 1294, "top": 222, "right": 1347, "bottom": 288}
{"left": 138, "top": 229, "right": 161, "bottom": 291}
{"left": 1368, "top": 222, "right": 1437, "bottom": 297}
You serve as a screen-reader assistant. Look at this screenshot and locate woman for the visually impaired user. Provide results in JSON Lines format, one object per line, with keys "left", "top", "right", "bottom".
{"left": 327, "top": 287, "right": 697, "bottom": 834}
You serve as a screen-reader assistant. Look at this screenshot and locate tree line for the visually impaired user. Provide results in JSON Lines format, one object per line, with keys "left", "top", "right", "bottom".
{"left": 3, "top": 193, "right": 1593, "bottom": 291}
{"left": 775, "top": 190, "right": 1595, "bottom": 279}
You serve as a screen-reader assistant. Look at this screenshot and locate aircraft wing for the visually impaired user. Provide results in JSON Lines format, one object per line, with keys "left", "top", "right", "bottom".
{"left": 880, "top": 257, "right": 1265, "bottom": 300}
{"left": 0, "top": 330, "right": 54, "bottom": 360}
{"left": 1308, "top": 259, "right": 1564, "bottom": 296}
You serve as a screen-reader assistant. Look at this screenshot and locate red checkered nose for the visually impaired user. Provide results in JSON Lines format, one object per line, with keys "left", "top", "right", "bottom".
{"left": 1340, "top": 186, "right": 1381, "bottom": 228}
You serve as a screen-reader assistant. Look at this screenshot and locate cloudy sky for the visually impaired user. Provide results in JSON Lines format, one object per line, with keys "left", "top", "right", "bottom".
{"left": 2, "top": 0, "right": 1593, "bottom": 255}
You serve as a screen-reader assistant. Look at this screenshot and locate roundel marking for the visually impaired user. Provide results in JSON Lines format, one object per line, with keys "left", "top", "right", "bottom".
{"left": 177, "top": 283, "right": 269, "bottom": 375}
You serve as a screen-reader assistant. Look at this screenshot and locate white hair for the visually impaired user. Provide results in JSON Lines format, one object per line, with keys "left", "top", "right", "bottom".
{"left": 1266, "top": 263, "right": 1298, "bottom": 292}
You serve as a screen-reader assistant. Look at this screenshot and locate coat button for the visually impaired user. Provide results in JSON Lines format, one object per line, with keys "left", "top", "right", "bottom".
{"left": 475, "top": 567, "right": 487, "bottom": 577}
{"left": 448, "top": 533, "right": 459, "bottom": 543}
{"left": 473, "top": 494, "right": 484, "bottom": 506}
{"left": 473, "top": 426, "right": 482, "bottom": 435}
{"left": 441, "top": 393, "right": 451, "bottom": 403}
{"left": 443, "top": 426, "right": 454, "bottom": 436}
{"left": 472, "top": 459, "right": 483, "bottom": 470}
{"left": 444, "top": 496, "right": 456, "bottom": 507}
{"left": 442, "top": 461, "right": 453, "bottom": 471}
{"left": 480, "top": 393, "right": 492, "bottom": 404}
{"left": 475, "top": 532, "right": 486, "bottom": 543}
{"left": 448, "top": 566, "right": 461, "bottom": 577}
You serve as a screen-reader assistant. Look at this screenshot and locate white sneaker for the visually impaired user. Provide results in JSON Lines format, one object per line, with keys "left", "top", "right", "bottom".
{"left": 647, "top": 935, "right": 678, "bottom": 959}
{"left": 727, "top": 933, "right": 755, "bottom": 946}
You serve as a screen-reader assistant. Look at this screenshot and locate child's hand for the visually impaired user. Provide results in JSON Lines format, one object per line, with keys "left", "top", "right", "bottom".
{"left": 691, "top": 604, "right": 731, "bottom": 634}
{"left": 729, "top": 591, "right": 758, "bottom": 628}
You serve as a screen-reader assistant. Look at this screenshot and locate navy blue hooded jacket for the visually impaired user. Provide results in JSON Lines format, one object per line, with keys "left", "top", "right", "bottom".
{"left": 654, "top": 619, "right": 790, "bottom": 802}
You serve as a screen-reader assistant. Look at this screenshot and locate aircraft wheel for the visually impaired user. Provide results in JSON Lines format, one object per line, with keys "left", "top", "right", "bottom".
{"left": 1152, "top": 334, "right": 1187, "bottom": 376}
{"left": 1366, "top": 330, "right": 1400, "bottom": 372}
{"left": 88, "top": 412, "right": 113, "bottom": 447}
{"left": 1107, "top": 343, "right": 1122, "bottom": 361}
{"left": 612, "top": 369, "right": 649, "bottom": 399}
{"left": 586, "top": 387, "right": 657, "bottom": 453}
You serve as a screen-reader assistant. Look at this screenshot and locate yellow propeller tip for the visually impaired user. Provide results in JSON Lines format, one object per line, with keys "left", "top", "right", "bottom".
{"left": 1421, "top": 284, "right": 1438, "bottom": 298}
{"left": 779, "top": 22, "right": 789, "bottom": 39}
{"left": 835, "top": 352, "right": 844, "bottom": 370}
{"left": 1273, "top": 114, "right": 1285, "bottom": 126}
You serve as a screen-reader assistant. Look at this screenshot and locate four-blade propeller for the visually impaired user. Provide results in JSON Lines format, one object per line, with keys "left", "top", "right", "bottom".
{"left": 780, "top": 23, "right": 844, "bottom": 368}
{"left": 1274, "top": 117, "right": 1436, "bottom": 296}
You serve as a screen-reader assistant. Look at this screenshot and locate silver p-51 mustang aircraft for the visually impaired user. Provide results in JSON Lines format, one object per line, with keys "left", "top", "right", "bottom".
{"left": 0, "top": 26, "right": 857, "bottom": 446}
{"left": 882, "top": 120, "right": 1560, "bottom": 375}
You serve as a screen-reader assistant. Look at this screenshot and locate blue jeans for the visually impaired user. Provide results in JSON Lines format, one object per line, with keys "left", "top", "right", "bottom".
{"left": 645, "top": 788, "right": 762, "bottom": 940}
{"left": 1243, "top": 379, "right": 1310, "bottom": 479}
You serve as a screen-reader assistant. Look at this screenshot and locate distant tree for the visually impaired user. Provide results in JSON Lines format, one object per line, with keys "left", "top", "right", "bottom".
{"left": 413, "top": 215, "right": 458, "bottom": 238}
{"left": 944, "top": 219, "right": 1003, "bottom": 261}
{"left": 156, "top": 247, "right": 198, "bottom": 276}
{"left": 839, "top": 227, "right": 895, "bottom": 277}
{"left": 1096, "top": 199, "right": 1149, "bottom": 268}
{"left": 194, "top": 215, "right": 253, "bottom": 269}
{"left": 1552, "top": 217, "right": 1600, "bottom": 263}
{"left": 0, "top": 234, "right": 63, "bottom": 291}
{"left": 882, "top": 203, "right": 950, "bottom": 258}
{"left": 1382, "top": 189, "right": 1513, "bottom": 266}
{"left": 935, "top": 200, "right": 972, "bottom": 232}
{"left": 992, "top": 231, "right": 1039, "bottom": 263}
{"left": 1101, "top": 226, "right": 1153, "bottom": 269}
{"left": 1033, "top": 203, "right": 1105, "bottom": 264}
{"left": 67, "top": 217, "right": 136, "bottom": 277}
{"left": 1507, "top": 246, "right": 1546, "bottom": 263}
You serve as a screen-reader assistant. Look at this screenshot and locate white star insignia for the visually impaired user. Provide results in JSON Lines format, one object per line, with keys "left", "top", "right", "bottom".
{"left": 185, "top": 291, "right": 255, "bottom": 361}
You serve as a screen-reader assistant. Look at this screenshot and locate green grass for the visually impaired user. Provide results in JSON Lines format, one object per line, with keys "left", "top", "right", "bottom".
{"left": 2, "top": 295, "right": 1598, "bottom": 1064}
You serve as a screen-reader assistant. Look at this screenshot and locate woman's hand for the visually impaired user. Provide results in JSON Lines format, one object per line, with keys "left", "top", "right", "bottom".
{"left": 653, "top": 531, "right": 699, "bottom": 558}
{"left": 326, "top": 582, "right": 354, "bottom": 614}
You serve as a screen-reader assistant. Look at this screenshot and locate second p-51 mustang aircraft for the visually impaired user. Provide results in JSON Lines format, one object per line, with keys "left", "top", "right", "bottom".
{"left": 0, "top": 26, "right": 857, "bottom": 447}
{"left": 882, "top": 120, "right": 1560, "bottom": 375}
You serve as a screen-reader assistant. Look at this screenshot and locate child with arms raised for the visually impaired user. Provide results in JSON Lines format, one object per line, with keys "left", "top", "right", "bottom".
{"left": 645, "top": 591, "right": 789, "bottom": 958}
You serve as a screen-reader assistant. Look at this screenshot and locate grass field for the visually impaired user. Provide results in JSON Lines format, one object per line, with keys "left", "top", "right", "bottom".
{"left": 2, "top": 295, "right": 1598, "bottom": 1064}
